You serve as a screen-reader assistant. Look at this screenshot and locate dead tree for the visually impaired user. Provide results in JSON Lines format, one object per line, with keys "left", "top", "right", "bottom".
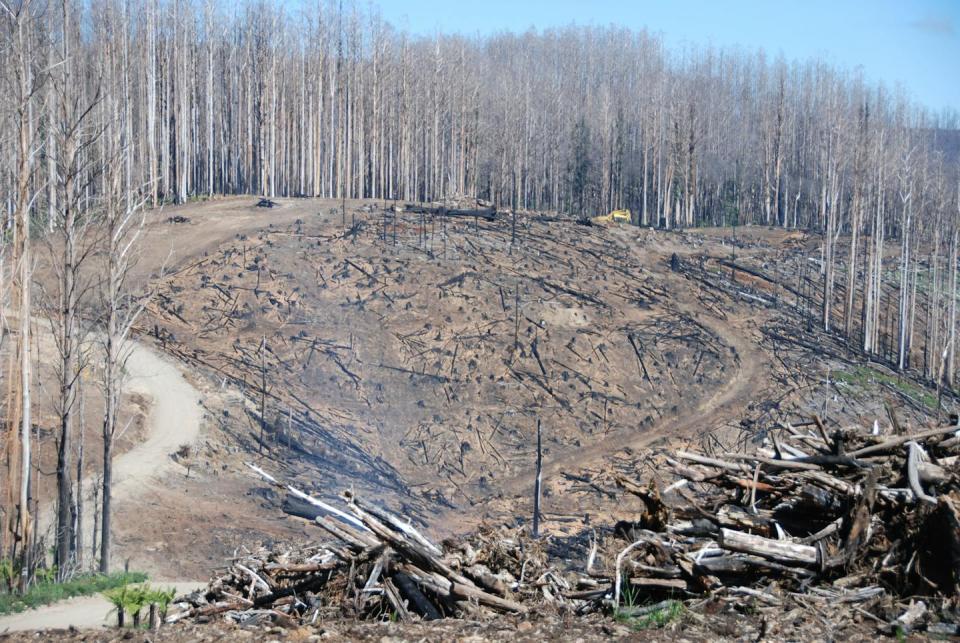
{"left": 260, "top": 334, "right": 267, "bottom": 455}
{"left": 97, "top": 156, "right": 151, "bottom": 573}
{"left": 532, "top": 418, "right": 543, "bottom": 538}
{"left": 897, "top": 144, "right": 916, "bottom": 371}
{"left": 48, "top": 0, "right": 101, "bottom": 576}
{"left": 2, "top": 0, "right": 44, "bottom": 588}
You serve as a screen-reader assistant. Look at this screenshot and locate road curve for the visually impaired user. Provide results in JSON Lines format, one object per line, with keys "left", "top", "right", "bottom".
{"left": 110, "top": 341, "right": 204, "bottom": 498}
{"left": 0, "top": 335, "right": 204, "bottom": 634}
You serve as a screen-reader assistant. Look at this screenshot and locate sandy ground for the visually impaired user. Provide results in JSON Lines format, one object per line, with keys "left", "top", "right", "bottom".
{"left": 108, "top": 343, "right": 203, "bottom": 503}
{"left": 0, "top": 582, "right": 203, "bottom": 634}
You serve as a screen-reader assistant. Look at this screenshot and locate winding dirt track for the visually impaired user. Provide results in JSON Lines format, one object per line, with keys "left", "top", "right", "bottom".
{"left": 494, "top": 308, "right": 765, "bottom": 497}
{"left": 0, "top": 197, "right": 286, "bottom": 632}
{"left": 0, "top": 330, "right": 205, "bottom": 633}
{"left": 108, "top": 342, "right": 204, "bottom": 499}
{"left": 488, "top": 230, "right": 771, "bottom": 498}
{"left": 30, "top": 332, "right": 205, "bottom": 550}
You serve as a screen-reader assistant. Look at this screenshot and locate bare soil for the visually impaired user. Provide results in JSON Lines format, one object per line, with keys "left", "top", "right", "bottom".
{"left": 2, "top": 196, "right": 950, "bottom": 638}
{"left": 61, "top": 197, "right": 946, "bottom": 568}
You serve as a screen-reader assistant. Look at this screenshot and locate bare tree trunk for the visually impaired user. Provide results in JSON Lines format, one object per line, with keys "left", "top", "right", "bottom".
{"left": 898, "top": 146, "right": 915, "bottom": 371}
{"left": 7, "top": 0, "right": 39, "bottom": 588}
{"left": 53, "top": 37, "right": 82, "bottom": 577}
{"left": 950, "top": 214, "right": 960, "bottom": 386}
{"left": 75, "top": 383, "right": 85, "bottom": 569}
{"left": 146, "top": 0, "right": 158, "bottom": 205}
{"left": 54, "top": 223, "right": 77, "bottom": 575}
{"left": 532, "top": 418, "right": 542, "bottom": 539}
{"left": 259, "top": 334, "right": 267, "bottom": 454}
{"left": 91, "top": 476, "right": 99, "bottom": 568}
{"left": 100, "top": 318, "right": 116, "bottom": 573}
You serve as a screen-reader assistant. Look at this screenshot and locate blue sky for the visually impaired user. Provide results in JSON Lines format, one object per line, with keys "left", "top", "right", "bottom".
{"left": 373, "top": 0, "right": 960, "bottom": 114}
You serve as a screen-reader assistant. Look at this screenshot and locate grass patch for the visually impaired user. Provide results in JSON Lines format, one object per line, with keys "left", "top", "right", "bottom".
{"left": 615, "top": 599, "right": 684, "bottom": 630}
{"left": 0, "top": 571, "right": 147, "bottom": 615}
{"left": 834, "top": 365, "right": 938, "bottom": 409}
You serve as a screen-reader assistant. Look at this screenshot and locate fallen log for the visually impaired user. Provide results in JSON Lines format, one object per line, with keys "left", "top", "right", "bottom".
{"left": 282, "top": 494, "right": 323, "bottom": 521}
{"left": 718, "top": 528, "right": 819, "bottom": 566}
{"left": 716, "top": 258, "right": 803, "bottom": 299}
{"left": 626, "top": 577, "right": 688, "bottom": 592}
{"left": 849, "top": 426, "right": 960, "bottom": 458}
{"left": 392, "top": 571, "right": 443, "bottom": 620}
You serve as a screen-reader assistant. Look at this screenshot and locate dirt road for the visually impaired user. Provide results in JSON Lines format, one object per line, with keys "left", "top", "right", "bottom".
{"left": 0, "top": 581, "right": 203, "bottom": 633}
{"left": 109, "top": 342, "right": 203, "bottom": 499}
{"left": 34, "top": 335, "right": 204, "bottom": 549}
{"left": 489, "top": 309, "right": 764, "bottom": 497}
{"left": 8, "top": 337, "right": 204, "bottom": 633}
{"left": 483, "top": 230, "right": 770, "bottom": 500}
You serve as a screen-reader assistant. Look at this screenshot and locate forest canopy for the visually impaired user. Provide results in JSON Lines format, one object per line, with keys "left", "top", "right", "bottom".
{"left": 1, "top": 0, "right": 957, "bottom": 230}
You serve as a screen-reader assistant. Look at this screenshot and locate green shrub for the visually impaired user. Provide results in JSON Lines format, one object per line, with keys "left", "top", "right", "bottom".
{"left": 103, "top": 583, "right": 179, "bottom": 629}
{"left": 615, "top": 599, "right": 684, "bottom": 631}
{"left": 146, "top": 586, "right": 177, "bottom": 622}
{"left": 102, "top": 584, "right": 131, "bottom": 627}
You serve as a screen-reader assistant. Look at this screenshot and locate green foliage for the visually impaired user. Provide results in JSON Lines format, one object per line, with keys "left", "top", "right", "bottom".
{"left": 125, "top": 584, "right": 149, "bottom": 621}
{"left": 615, "top": 599, "right": 684, "bottom": 631}
{"left": 146, "top": 586, "right": 177, "bottom": 612}
{"left": 34, "top": 566, "right": 57, "bottom": 585}
{"left": 101, "top": 584, "right": 128, "bottom": 608}
{"left": 0, "top": 560, "right": 14, "bottom": 587}
{"left": 103, "top": 583, "right": 139, "bottom": 627}
{"left": 103, "top": 583, "right": 177, "bottom": 628}
{"left": 834, "top": 365, "right": 938, "bottom": 409}
{"left": 149, "top": 586, "right": 178, "bottom": 627}
{"left": 102, "top": 583, "right": 130, "bottom": 619}
{"left": 639, "top": 600, "right": 684, "bottom": 628}
{"left": 619, "top": 583, "right": 640, "bottom": 610}
{"left": 0, "top": 571, "right": 147, "bottom": 615}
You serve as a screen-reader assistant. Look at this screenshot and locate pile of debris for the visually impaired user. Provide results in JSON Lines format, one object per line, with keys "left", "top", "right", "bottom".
{"left": 171, "top": 422, "right": 959, "bottom": 635}
{"left": 602, "top": 419, "right": 960, "bottom": 634}
{"left": 170, "top": 466, "right": 540, "bottom": 627}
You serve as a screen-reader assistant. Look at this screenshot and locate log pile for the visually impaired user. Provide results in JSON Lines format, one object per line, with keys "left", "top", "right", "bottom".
{"left": 170, "top": 465, "right": 541, "bottom": 626}
{"left": 602, "top": 419, "right": 960, "bottom": 634}
{"left": 171, "top": 424, "right": 959, "bottom": 635}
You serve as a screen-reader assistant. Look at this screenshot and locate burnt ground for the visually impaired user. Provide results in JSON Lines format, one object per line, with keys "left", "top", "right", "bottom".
{"left": 86, "top": 197, "right": 941, "bottom": 577}
{"left": 0, "top": 607, "right": 883, "bottom": 642}
{"left": 145, "top": 202, "right": 737, "bottom": 525}
{"left": 106, "top": 196, "right": 951, "bottom": 575}
{"left": 3, "top": 196, "right": 954, "bottom": 638}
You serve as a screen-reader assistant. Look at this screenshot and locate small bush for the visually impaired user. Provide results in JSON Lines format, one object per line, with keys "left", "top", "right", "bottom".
{"left": 615, "top": 599, "right": 684, "bottom": 631}
{"left": 103, "top": 583, "right": 178, "bottom": 629}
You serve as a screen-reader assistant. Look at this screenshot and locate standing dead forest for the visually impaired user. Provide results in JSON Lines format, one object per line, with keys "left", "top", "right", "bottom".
{"left": 1, "top": 0, "right": 960, "bottom": 626}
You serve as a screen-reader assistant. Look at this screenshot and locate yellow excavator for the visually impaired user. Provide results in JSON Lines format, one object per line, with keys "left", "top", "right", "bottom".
{"left": 590, "top": 209, "right": 632, "bottom": 225}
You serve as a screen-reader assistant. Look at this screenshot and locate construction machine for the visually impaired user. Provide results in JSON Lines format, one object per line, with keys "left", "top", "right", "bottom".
{"left": 590, "top": 209, "right": 631, "bottom": 225}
